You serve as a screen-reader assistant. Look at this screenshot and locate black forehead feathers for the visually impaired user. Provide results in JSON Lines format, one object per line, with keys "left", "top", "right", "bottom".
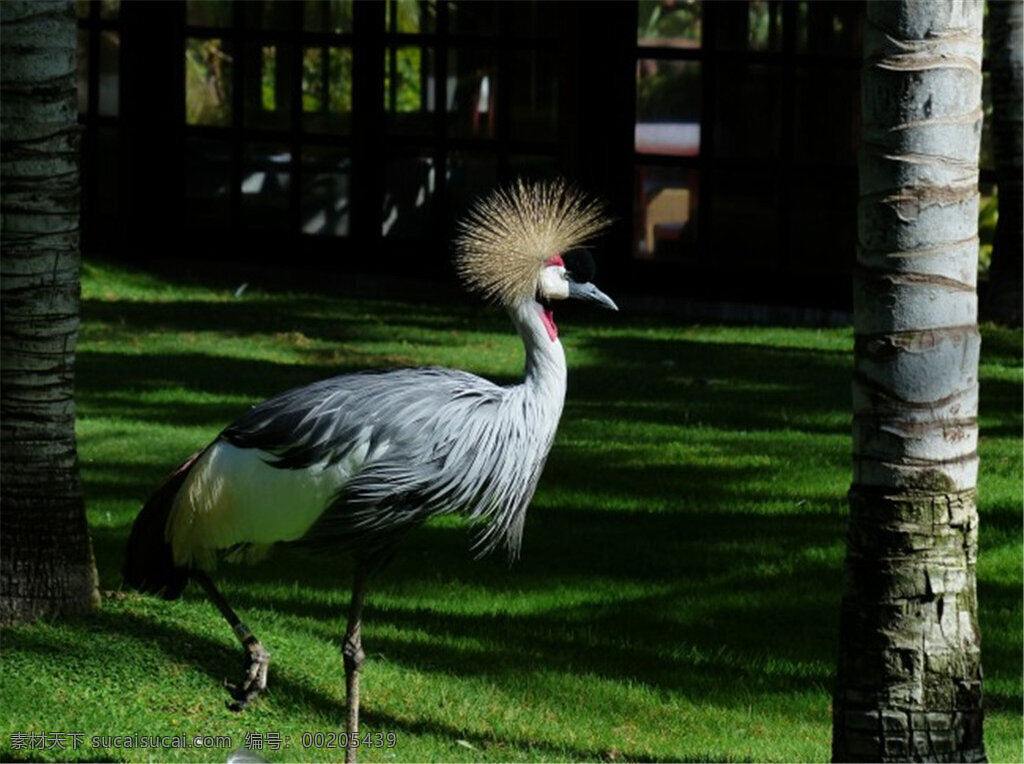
{"left": 562, "top": 249, "right": 596, "bottom": 283}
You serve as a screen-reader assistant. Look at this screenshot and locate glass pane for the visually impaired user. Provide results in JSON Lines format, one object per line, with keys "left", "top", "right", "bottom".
{"left": 241, "top": 143, "right": 292, "bottom": 231}
{"left": 796, "top": 1, "right": 863, "bottom": 56}
{"left": 447, "top": 151, "right": 497, "bottom": 226}
{"left": 713, "top": 64, "right": 781, "bottom": 158}
{"left": 302, "top": 47, "right": 352, "bottom": 133}
{"left": 185, "top": 37, "right": 233, "bottom": 126}
{"left": 980, "top": 71, "right": 993, "bottom": 171}
{"left": 508, "top": 1, "right": 560, "bottom": 38}
{"left": 245, "top": 44, "right": 292, "bottom": 130}
{"left": 185, "top": 137, "right": 231, "bottom": 228}
{"left": 709, "top": 170, "right": 779, "bottom": 266}
{"left": 99, "top": 0, "right": 120, "bottom": 20}
{"left": 76, "top": 1, "right": 90, "bottom": 19}
{"left": 636, "top": 59, "right": 701, "bottom": 155}
{"left": 327, "top": 48, "right": 351, "bottom": 112}
{"left": 385, "top": 46, "right": 435, "bottom": 134}
{"left": 244, "top": 1, "right": 293, "bottom": 30}
{"left": 383, "top": 156, "right": 436, "bottom": 238}
{"left": 98, "top": 30, "right": 119, "bottom": 117}
{"left": 509, "top": 51, "right": 558, "bottom": 142}
{"left": 447, "top": 1, "right": 497, "bottom": 35}
{"left": 635, "top": 166, "right": 699, "bottom": 260}
{"left": 77, "top": 30, "right": 89, "bottom": 114}
{"left": 715, "top": 0, "right": 783, "bottom": 51}
{"left": 302, "top": 48, "right": 324, "bottom": 111}
{"left": 303, "top": 0, "right": 353, "bottom": 33}
{"left": 638, "top": 0, "right": 701, "bottom": 48}
{"left": 186, "top": 0, "right": 232, "bottom": 27}
{"left": 978, "top": 181, "right": 996, "bottom": 280}
{"left": 302, "top": 147, "right": 350, "bottom": 236}
{"left": 262, "top": 46, "right": 279, "bottom": 111}
{"left": 447, "top": 48, "right": 497, "bottom": 139}
{"left": 788, "top": 170, "right": 857, "bottom": 273}
{"left": 793, "top": 67, "right": 858, "bottom": 165}
{"left": 387, "top": 0, "right": 436, "bottom": 34}
{"left": 96, "top": 128, "right": 120, "bottom": 216}
{"left": 748, "top": 0, "right": 783, "bottom": 49}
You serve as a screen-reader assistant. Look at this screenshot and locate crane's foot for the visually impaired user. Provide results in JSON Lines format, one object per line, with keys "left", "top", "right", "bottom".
{"left": 223, "top": 640, "right": 271, "bottom": 712}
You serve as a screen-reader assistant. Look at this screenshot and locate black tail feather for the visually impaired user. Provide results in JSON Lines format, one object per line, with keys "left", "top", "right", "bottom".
{"left": 123, "top": 452, "right": 202, "bottom": 600}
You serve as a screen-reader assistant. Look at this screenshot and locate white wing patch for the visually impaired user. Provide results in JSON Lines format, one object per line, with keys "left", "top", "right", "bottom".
{"left": 168, "top": 440, "right": 368, "bottom": 568}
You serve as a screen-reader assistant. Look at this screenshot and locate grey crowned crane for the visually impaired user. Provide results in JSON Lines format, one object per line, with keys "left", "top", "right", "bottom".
{"left": 123, "top": 179, "right": 616, "bottom": 761}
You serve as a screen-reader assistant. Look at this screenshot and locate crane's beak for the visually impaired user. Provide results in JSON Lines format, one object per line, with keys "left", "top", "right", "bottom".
{"left": 568, "top": 280, "right": 618, "bottom": 311}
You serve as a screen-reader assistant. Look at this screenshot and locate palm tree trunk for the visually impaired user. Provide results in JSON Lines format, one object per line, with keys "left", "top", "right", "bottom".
{"left": 832, "top": 1, "right": 986, "bottom": 761}
{"left": 983, "top": 0, "right": 1023, "bottom": 326}
{"left": 0, "top": 0, "right": 98, "bottom": 624}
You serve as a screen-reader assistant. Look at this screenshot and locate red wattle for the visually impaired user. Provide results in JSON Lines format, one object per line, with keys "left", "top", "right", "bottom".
{"left": 540, "top": 306, "right": 558, "bottom": 342}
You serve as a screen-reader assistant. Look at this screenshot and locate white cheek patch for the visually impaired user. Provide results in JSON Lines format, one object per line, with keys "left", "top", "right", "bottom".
{"left": 537, "top": 265, "right": 570, "bottom": 300}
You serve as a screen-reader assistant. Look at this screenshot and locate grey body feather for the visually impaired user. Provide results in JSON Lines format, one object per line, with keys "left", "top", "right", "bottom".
{"left": 219, "top": 300, "right": 566, "bottom": 559}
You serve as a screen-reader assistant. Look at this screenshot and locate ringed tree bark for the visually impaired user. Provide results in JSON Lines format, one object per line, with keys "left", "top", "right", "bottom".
{"left": 832, "top": 1, "right": 986, "bottom": 761}
{"left": 983, "top": 0, "right": 1023, "bottom": 326}
{"left": 0, "top": 0, "right": 99, "bottom": 624}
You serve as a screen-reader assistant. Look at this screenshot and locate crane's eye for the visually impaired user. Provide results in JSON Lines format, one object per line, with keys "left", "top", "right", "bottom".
{"left": 560, "top": 268, "right": 569, "bottom": 281}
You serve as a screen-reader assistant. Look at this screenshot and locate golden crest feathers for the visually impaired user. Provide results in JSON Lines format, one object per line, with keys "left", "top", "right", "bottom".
{"left": 453, "top": 178, "right": 611, "bottom": 306}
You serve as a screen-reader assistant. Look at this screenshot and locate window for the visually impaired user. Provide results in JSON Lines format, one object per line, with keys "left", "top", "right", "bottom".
{"left": 77, "top": 0, "right": 870, "bottom": 307}
{"left": 171, "top": 0, "right": 563, "bottom": 249}
{"left": 632, "top": 0, "right": 862, "bottom": 279}
{"left": 634, "top": 1, "right": 702, "bottom": 261}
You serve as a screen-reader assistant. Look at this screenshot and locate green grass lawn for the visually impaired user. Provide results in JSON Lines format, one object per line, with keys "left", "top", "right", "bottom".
{"left": 2, "top": 259, "right": 1021, "bottom": 763}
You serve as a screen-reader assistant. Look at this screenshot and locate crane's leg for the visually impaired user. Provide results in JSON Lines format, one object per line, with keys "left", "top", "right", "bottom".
{"left": 192, "top": 570, "right": 270, "bottom": 712}
{"left": 343, "top": 560, "right": 370, "bottom": 764}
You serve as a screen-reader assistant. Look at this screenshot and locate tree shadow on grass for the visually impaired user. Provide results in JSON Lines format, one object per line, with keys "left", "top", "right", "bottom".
{"left": 81, "top": 294, "right": 510, "bottom": 346}
{"left": 977, "top": 375, "right": 1024, "bottom": 438}
{"left": 566, "top": 334, "right": 853, "bottom": 436}
{"left": 77, "top": 350, "right": 352, "bottom": 413}
{"left": 89, "top": 499, "right": 844, "bottom": 708}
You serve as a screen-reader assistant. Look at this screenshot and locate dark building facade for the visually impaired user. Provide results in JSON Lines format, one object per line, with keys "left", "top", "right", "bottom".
{"left": 78, "top": 0, "right": 870, "bottom": 309}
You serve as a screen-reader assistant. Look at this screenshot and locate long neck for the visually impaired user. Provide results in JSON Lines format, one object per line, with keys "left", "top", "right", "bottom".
{"left": 508, "top": 299, "right": 567, "bottom": 407}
